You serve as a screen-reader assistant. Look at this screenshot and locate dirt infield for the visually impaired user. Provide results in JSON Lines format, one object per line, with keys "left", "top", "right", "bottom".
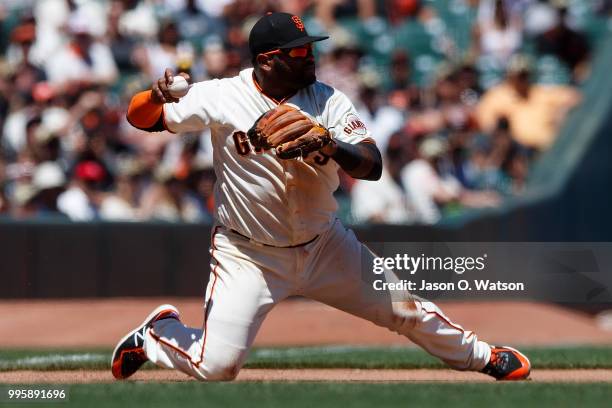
{"left": 1, "top": 369, "right": 611, "bottom": 384}
{"left": 1, "top": 299, "right": 611, "bottom": 384}
{"left": 1, "top": 298, "right": 611, "bottom": 348}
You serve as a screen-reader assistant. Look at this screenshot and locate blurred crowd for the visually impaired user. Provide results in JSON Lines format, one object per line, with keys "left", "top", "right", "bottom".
{"left": 0, "top": 0, "right": 607, "bottom": 224}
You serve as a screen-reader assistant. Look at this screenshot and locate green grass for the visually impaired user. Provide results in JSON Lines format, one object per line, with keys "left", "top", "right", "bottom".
{"left": 0, "top": 345, "right": 611, "bottom": 371}
{"left": 3, "top": 383, "right": 612, "bottom": 408}
{"left": 2, "top": 346, "right": 611, "bottom": 407}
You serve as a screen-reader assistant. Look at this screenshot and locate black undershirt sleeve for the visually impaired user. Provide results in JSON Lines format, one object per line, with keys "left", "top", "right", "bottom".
{"left": 330, "top": 140, "right": 382, "bottom": 181}
{"left": 126, "top": 113, "right": 166, "bottom": 133}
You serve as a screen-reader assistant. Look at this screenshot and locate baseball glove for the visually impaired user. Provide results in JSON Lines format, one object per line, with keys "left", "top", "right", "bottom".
{"left": 247, "top": 105, "right": 332, "bottom": 159}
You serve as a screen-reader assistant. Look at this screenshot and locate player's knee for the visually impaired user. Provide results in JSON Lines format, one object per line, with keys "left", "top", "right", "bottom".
{"left": 390, "top": 301, "right": 420, "bottom": 331}
{"left": 196, "top": 357, "right": 242, "bottom": 381}
{"left": 210, "top": 363, "right": 241, "bottom": 381}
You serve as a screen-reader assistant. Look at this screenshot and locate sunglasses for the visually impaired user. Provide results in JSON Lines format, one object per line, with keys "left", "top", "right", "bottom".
{"left": 261, "top": 43, "right": 313, "bottom": 59}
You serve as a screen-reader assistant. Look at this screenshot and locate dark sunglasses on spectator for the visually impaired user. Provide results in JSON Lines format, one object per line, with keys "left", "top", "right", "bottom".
{"left": 261, "top": 43, "right": 312, "bottom": 59}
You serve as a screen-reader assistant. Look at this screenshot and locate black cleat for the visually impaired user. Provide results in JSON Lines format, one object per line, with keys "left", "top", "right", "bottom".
{"left": 482, "top": 346, "right": 531, "bottom": 380}
{"left": 111, "top": 304, "right": 179, "bottom": 379}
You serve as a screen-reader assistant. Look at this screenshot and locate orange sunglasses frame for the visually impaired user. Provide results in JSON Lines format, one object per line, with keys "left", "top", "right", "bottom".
{"left": 260, "top": 43, "right": 313, "bottom": 59}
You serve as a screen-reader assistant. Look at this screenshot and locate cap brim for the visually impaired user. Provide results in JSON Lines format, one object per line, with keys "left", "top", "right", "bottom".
{"left": 279, "top": 35, "right": 329, "bottom": 49}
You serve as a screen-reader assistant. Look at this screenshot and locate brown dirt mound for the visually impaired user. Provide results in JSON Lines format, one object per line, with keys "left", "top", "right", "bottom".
{"left": 1, "top": 369, "right": 611, "bottom": 384}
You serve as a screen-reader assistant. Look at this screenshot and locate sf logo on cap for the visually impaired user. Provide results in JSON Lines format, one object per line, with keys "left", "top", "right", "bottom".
{"left": 291, "top": 16, "right": 305, "bottom": 31}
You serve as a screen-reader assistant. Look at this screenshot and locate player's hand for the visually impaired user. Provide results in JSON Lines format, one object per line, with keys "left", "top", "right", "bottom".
{"left": 151, "top": 68, "right": 191, "bottom": 104}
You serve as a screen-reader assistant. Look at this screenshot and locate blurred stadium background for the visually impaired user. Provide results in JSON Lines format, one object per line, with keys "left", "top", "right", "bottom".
{"left": 1, "top": 4, "right": 612, "bottom": 403}
{"left": 0, "top": 0, "right": 611, "bottom": 307}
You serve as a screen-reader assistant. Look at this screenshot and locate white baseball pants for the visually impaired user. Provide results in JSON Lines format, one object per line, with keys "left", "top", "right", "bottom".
{"left": 143, "top": 219, "right": 491, "bottom": 380}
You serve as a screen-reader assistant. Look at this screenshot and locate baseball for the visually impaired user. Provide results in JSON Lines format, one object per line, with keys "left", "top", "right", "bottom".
{"left": 168, "top": 76, "right": 190, "bottom": 98}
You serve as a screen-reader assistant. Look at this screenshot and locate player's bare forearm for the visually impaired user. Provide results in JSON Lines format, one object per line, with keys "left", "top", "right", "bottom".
{"left": 320, "top": 140, "right": 382, "bottom": 180}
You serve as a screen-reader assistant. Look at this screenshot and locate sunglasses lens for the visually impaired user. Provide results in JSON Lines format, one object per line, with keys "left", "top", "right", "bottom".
{"left": 288, "top": 45, "right": 311, "bottom": 58}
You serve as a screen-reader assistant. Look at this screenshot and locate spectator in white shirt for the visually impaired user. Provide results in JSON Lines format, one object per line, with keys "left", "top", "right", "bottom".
{"left": 58, "top": 160, "right": 107, "bottom": 221}
{"left": 352, "top": 132, "right": 414, "bottom": 224}
{"left": 45, "top": 11, "right": 119, "bottom": 92}
{"left": 402, "top": 136, "right": 500, "bottom": 224}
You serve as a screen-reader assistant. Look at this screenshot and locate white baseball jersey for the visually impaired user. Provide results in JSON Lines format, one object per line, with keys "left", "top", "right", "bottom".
{"left": 139, "top": 68, "right": 492, "bottom": 382}
{"left": 163, "top": 68, "right": 372, "bottom": 246}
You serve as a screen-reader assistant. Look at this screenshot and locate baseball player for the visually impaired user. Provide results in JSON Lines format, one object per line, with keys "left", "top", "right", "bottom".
{"left": 112, "top": 12, "right": 530, "bottom": 381}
